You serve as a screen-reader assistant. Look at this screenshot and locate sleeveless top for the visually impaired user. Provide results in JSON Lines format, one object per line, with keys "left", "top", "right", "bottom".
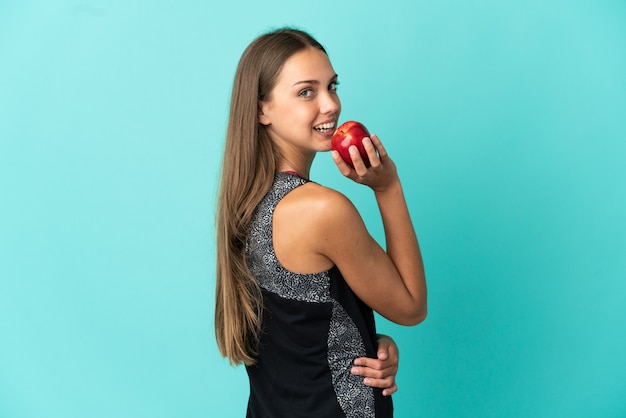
{"left": 245, "top": 172, "right": 393, "bottom": 418}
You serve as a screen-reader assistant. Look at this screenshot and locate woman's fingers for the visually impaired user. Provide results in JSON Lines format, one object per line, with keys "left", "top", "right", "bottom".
{"left": 332, "top": 150, "right": 354, "bottom": 178}
{"left": 382, "top": 384, "right": 398, "bottom": 396}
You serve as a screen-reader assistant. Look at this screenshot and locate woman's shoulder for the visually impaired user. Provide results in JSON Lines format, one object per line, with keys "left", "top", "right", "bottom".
{"left": 274, "top": 181, "right": 366, "bottom": 271}
{"left": 279, "top": 181, "right": 360, "bottom": 225}
{"left": 294, "top": 181, "right": 354, "bottom": 208}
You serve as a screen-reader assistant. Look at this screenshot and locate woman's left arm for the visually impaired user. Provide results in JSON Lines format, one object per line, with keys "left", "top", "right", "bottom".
{"left": 351, "top": 334, "right": 399, "bottom": 396}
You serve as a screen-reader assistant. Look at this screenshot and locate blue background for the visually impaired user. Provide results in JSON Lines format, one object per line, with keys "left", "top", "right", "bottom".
{"left": 1, "top": 1, "right": 625, "bottom": 417}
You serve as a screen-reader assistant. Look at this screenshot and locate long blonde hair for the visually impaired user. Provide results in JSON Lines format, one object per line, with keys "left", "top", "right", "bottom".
{"left": 215, "top": 28, "right": 327, "bottom": 365}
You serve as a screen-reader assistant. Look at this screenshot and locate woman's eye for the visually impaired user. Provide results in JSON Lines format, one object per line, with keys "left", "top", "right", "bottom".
{"left": 329, "top": 81, "right": 339, "bottom": 91}
{"left": 299, "top": 88, "right": 313, "bottom": 97}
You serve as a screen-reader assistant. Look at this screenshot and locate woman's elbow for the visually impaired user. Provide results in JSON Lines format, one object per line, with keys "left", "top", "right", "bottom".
{"left": 395, "top": 305, "right": 427, "bottom": 326}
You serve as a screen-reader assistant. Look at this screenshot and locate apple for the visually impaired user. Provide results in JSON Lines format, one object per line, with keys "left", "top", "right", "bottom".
{"left": 331, "top": 121, "right": 371, "bottom": 168}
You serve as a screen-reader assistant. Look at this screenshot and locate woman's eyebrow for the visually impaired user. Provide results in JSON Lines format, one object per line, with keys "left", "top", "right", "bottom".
{"left": 292, "top": 79, "right": 319, "bottom": 87}
{"left": 292, "top": 74, "right": 338, "bottom": 87}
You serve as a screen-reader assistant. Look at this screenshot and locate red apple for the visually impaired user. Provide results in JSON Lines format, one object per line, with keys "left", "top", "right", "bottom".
{"left": 331, "top": 121, "right": 371, "bottom": 168}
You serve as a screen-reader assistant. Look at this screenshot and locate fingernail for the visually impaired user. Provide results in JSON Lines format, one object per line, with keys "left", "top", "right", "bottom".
{"left": 363, "top": 378, "right": 371, "bottom": 385}
{"left": 362, "top": 137, "right": 371, "bottom": 146}
{"left": 353, "top": 359, "right": 361, "bottom": 366}
{"left": 350, "top": 367, "right": 358, "bottom": 375}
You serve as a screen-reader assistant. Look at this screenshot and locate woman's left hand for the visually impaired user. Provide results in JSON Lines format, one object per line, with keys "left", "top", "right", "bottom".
{"left": 351, "top": 334, "right": 399, "bottom": 396}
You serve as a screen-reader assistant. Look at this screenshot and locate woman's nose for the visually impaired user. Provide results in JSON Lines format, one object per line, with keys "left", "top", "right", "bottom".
{"left": 320, "top": 91, "right": 340, "bottom": 115}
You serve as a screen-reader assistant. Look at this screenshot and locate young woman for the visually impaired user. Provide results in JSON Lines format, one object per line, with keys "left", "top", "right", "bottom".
{"left": 215, "top": 28, "right": 427, "bottom": 417}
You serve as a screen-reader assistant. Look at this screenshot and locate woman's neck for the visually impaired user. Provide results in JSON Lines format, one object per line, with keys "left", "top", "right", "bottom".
{"left": 277, "top": 155, "right": 313, "bottom": 179}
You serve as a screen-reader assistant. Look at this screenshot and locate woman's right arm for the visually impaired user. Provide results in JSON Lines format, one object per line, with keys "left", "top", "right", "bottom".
{"left": 311, "top": 134, "right": 427, "bottom": 325}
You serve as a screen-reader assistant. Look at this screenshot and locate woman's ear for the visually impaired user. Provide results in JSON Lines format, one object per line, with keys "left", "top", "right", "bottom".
{"left": 258, "top": 102, "right": 271, "bottom": 126}
{"left": 258, "top": 113, "right": 270, "bottom": 126}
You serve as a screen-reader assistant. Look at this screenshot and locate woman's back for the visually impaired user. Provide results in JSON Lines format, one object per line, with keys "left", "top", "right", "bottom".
{"left": 245, "top": 172, "right": 393, "bottom": 418}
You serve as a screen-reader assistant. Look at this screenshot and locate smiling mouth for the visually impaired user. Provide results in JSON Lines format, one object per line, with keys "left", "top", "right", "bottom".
{"left": 313, "top": 121, "right": 336, "bottom": 133}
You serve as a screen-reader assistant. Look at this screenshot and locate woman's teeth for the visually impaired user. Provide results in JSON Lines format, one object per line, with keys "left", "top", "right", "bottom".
{"left": 314, "top": 122, "right": 336, "bottom": 132}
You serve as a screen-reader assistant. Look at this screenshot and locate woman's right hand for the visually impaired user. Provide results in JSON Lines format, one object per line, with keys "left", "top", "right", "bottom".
{"left": 331, "top": 134, "right": 398, "bottom": 193}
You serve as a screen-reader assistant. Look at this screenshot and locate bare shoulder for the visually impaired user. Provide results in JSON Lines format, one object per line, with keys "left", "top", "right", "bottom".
{"left": 277, "top": 182, "right": 369, "bottom": 253}
{"left": 275, "top": 182, "right": 366, "bottom": 248}
{"left": 273, "top": 182, "right": 364, "bottom": 273}
{"left": 280, "top": 182, "right": 360, "bottom": 223}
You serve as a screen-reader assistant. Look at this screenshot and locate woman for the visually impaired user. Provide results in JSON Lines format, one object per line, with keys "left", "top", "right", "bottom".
{"left": 215, "top": 28, "right": 427, "bottom": 417}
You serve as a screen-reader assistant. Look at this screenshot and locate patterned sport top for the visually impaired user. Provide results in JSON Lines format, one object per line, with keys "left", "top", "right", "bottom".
{"left": 245, "top": 172, "right": 393, "bottom": 418}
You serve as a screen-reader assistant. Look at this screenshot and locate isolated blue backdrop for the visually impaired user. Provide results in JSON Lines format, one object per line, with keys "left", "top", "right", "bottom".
{"left": 1, "top": 1, "right": 625, "bottom": 417}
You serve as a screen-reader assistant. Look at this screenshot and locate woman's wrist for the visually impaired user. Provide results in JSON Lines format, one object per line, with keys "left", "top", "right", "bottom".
{"left": 372, "top": 177, "right": 403, "bottom": 196}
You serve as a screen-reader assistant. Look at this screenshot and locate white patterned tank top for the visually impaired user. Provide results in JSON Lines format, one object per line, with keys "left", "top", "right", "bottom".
{"left": 244, "top": 172, "right": 393, "bottom": 418}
